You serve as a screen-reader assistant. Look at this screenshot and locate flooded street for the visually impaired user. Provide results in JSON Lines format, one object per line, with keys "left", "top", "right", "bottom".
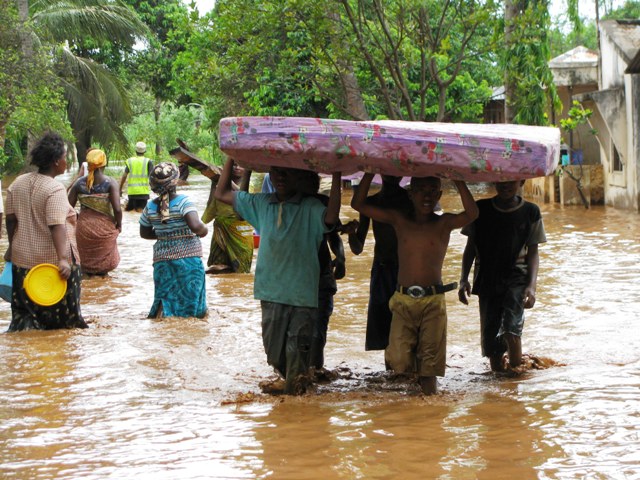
{"left": 0, "top": 173, "right": 639, "bottom": 479}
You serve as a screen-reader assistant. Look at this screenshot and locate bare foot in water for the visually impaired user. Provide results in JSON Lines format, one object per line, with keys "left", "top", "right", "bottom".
{"left": 311, "top": 367, "right": 338, "bottom": 383}
{"left": 419, "top": 376, "right": 437, "bottom": 395}
{"left": 259, "top": 378, "right": 285, "bottom": 395}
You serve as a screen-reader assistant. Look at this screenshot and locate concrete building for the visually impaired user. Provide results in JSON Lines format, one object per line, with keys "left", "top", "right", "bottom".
{"left": 575, "top": 20, "right": 640, "bottom": 210}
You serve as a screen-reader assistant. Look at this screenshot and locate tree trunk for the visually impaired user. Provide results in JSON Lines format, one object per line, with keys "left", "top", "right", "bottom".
{"left": 327, "top": 9, "right": 369, "bottom": 120}
{"left": 340, "top": 65, "right": 370, "bottom": 121}
{"left": 17, "top": 0, "right": 39, "bottom": 160}
{"left": 0, "top": 120, "right": 6, "bottom": 153}
{"left": 436, "top": 87, "right": 447, "bottom": 122}
{"left": 17, "top": 0, "right": 31, "bottom": 57}
{"left": 154, "top": 96, "right": 162, "bottom": 156}
{"left": 74, "top": 129, "right": 91, "bottom": 164}
{"left": 504, "top": 0, "right": 518, "bottom": 124}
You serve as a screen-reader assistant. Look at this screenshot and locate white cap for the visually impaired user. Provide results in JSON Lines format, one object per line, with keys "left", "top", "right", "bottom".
{"left": 135, "top": 141, "right": 146, "bottom": 153}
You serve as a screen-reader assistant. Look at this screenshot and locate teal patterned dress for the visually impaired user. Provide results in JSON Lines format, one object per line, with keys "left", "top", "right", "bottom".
{"left": 139, "top": 194, "right": 207, "bottom": 318}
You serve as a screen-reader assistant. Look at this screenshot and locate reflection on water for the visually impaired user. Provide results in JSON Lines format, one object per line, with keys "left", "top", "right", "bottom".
{"left": 0, "top": 173, "right": 639, "bottom": 479}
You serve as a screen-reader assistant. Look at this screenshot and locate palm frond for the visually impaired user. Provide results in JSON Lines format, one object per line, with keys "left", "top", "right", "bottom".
{"left": 32, "top": 0, "right": 151, "bottom": 47}
{"left": 55, "top": 47, "right": 131, "bottom": 149}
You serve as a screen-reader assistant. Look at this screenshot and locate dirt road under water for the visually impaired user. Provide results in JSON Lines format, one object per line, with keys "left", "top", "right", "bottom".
{"left": 0, "top": 173, "right": 639, "bottom": 479}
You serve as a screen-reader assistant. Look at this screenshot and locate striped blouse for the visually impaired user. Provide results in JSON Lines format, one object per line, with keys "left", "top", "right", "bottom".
{"left": 139, "top": 194, "right": 203, "bottom": 262}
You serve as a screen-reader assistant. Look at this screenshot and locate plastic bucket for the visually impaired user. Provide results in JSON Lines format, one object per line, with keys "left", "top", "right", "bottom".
{"left": 0, "top": 261, "right": 12, "bottom": 302}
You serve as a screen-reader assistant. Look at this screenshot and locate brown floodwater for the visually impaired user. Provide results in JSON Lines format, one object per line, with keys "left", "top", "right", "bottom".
{"left": 0, "top": 173, "right": 639, "bottom": 479}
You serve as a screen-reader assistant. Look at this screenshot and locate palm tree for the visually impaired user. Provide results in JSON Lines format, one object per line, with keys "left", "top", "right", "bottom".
{"left": 16, "top": 0, "right": 150, "bottom": 159}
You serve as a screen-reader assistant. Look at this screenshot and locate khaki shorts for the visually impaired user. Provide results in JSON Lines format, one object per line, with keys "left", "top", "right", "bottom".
{"left": 385, "top": 291, "right": 447, "bottom": 377}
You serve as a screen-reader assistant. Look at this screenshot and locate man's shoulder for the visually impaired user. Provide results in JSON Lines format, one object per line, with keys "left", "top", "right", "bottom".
{"left": 235, "top": 191, "right": 270, "bottom": 205}
{"left": 300, "top": 194, "right": 325, "bottom": 206}
{"left": 313, "top": 193, "right": 329, "bottom": 206}
{"left": 522, "top": 199, "right": 541, "bottom": 212}
{"left": 128, "top": 156, "right": 149, "bottom": 163}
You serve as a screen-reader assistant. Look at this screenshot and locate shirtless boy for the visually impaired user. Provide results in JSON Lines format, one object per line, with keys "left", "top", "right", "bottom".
{"left": 351, "top": 174, "right": 478, "bottom": 394}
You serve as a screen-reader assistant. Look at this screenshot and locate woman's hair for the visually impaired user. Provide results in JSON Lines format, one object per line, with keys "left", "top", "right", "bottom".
{"left": 30, "top": 132, "right": 66, "bottom": 170}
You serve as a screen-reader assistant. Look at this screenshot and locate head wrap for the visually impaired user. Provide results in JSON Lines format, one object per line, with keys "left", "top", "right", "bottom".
{"left": 85, "top": 149, "right": 107, "bottom": 191}
{"left": 149, "top": 162, "right": 179, "bottom": 223}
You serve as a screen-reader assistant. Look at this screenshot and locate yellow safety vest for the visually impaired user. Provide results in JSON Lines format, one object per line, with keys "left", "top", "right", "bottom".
{"left": 125, "top": 156, "right": 151, "bottom": 196}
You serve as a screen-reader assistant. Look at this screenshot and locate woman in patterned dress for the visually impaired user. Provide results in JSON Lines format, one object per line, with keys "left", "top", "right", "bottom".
{"left": 4, "top": 132, "right": 87, "bottom": 331}
{"left": 68, "top": 149, "right": 122, "bottom": 275}
{"left": 201, "top": 162, "right": 254, "bottom": 274}
{"left": 139, "top": 162, "right": 208, "bottom": 318}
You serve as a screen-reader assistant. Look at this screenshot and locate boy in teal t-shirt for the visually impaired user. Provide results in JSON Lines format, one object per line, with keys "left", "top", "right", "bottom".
{"left": 215, "top": 158, "right": 342, "bottom": 394}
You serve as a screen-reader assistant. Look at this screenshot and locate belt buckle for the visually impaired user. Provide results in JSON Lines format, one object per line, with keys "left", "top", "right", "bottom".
{"left": 406, "top": 285, "right": 426, "bottom": 298}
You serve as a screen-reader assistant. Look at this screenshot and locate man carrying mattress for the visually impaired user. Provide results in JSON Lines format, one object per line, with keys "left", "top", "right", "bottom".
{"left": 215, "top": 158, "right": 342, "bottom": 395}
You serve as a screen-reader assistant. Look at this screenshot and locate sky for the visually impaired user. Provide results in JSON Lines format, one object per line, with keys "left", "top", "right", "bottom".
{"left": 190, "top": 0, "right": 215, "bottom": 14}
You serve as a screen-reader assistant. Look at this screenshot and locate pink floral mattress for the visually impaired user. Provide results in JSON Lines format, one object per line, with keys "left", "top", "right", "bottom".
{"left": 219, "top": 116, "right": 560, "bottom": 181}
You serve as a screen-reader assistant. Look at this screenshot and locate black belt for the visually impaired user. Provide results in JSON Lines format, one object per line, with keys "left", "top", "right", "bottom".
{"left": 397, "top": 282, "right": 458, "bottom": 298}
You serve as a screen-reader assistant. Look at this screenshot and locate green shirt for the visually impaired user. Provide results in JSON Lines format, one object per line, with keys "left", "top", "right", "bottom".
{"left": 234, "top": 191, "right": 327, "bottom": 307}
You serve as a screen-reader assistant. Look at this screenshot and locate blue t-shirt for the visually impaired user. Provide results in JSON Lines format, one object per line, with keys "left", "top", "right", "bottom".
{"left": 234, "top": 191, "right": 328, "bottom": 307}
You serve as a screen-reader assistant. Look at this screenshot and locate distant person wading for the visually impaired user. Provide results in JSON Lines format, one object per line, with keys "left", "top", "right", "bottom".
{"left": 120, "top": 141, "right": 153, "bottom": 212}
{"left": 68, "top": 149, "right": 122, "bottom": 276}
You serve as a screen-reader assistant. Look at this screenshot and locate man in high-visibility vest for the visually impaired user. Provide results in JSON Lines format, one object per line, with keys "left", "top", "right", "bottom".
{"left": 119, "top": 141, "right": 153, "bottom": 212}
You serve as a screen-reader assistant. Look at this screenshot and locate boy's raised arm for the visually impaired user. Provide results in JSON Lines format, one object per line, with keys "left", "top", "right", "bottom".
{"left": 350, "top": 173, "right": 374, "bottom": 213}
{"left": 214, "top": 157, "right": 236, "bottom": 205}
{"left": 351, "top": 173, "right": 398, "bottom": 225}
{"left": 449, "top": 180, "right": 479, "bottom": 229}
{"left": 239, "top": 169, "right": 252, "bottom": 192}
{"left": 324, "top": 172, "right": 342, "bottom": 227}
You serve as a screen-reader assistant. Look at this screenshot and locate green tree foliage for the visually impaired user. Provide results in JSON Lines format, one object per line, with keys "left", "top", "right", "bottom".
{"left": 123, "top": 96, "right": 219, "bottom": 165}
{"left": 173, "top": 0, "right": 328, "bottom": 126}
{"left": 3, "top": 0, "right": 150, "bottom": 167}
{"left": 549, "top": 23, "right": 598, "bottom": 57}
{"left": 122, "top": 0, "right": 193, "bottom": 103}
{"left": 336, "top": 0, "right": 500, "bottom": 121}
{"left": 112, "top": 0, "right": 194, "bottom": 156}
{"left": 0, "top": 0, "right": 71, "bottom": 170}
{"left": 549, "top": 0, "right": 640, "bottom": 57}
{"left": 601, "top": 0, "right": 640, "bottom": 18}
{"left": 503, "top": 0, "right": 561, "bottom": 126}
{"left": 173, "top": 0, "right": 501, "bottom": 126}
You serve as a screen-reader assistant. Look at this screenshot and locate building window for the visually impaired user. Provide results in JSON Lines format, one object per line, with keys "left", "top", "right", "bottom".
{"left": 612, "top": 145, "right": 623, "bottom": 172}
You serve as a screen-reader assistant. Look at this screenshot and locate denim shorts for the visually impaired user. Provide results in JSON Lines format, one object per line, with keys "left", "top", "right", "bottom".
{"left": 478, "top": 279, "right": 527, "bottom": 358}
